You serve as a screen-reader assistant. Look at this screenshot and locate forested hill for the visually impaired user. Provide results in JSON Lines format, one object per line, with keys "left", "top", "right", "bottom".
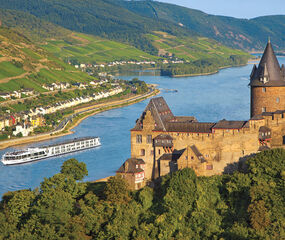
{"left": 1, "top": 0, "right": 284, "bottom": 52}
{"left": 0, "top": 9, "right": 71, "bottom": 42}
{"left": 0, "top": 0, "right": 196, "bottom": 55}
{"left": 116, "top": 0, "right": 285, "bottom": 51}
{"left": 0, "top": 8, "right": 250, "bottom": 77}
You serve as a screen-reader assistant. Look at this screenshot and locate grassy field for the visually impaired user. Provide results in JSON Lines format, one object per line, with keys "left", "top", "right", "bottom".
{"left": 146, "top": 32, "right": 250, "bottom": 61}
{"left": 41, "top": 33, "right": 158, "bottom": 63}
{"left": 0, "top": 61, "right": 26, "bottom": 80}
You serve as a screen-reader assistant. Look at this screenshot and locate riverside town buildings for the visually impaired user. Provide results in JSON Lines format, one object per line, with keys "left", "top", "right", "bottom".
{"left": 117, "top": 40, "right": 285, "bottom": 190}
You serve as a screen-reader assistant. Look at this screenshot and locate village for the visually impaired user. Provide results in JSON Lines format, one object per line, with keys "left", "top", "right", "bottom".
{"left": 74, "top": 59, "right": 185, "bottom": 69}
{"left": 0, "top": 77, "right": 123, "bottom": 139}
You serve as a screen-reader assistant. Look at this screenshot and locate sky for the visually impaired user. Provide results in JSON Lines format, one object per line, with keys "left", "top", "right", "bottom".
{"left": 158, "top": 0, "right": 285, "bottom": 19}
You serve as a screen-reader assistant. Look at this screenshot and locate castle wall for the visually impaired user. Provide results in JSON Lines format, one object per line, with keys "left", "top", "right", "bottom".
{"left": 167, "top": 128, "right": 260, "bottom": 175}
{"left": 131, "top": 130, "right": 161, "bottom": 180}
{"left": 251, "top": 86, "right": 285, "bottom": 117}
{"left": 131, "top": 123, "right": 262, "bottom": 179}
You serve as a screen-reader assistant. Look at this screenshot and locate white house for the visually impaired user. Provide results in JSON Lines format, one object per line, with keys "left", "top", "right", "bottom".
{"left": 13, "top": 124, "right": 32, "bottom": 137}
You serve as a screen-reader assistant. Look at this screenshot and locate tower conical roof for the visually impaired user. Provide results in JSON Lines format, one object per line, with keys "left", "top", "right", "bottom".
{"left": 250, "top": 40, "right": 285, "bottom": 86}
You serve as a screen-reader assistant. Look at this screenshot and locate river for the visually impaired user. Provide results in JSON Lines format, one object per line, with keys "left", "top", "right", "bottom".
{"left": 0, "top": 57, "right": 284, "bottom": 197}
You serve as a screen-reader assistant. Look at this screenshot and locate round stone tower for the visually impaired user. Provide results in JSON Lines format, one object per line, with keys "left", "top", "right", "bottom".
{"left": 250, "top": 40, "right": 285, "bottom": 117}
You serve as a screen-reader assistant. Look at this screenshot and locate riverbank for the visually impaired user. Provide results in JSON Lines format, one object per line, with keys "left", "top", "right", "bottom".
{"left": 170, "top": 63, "right": 248, "bottom": 78}
{"left": 0, "top": 87, "right": 159, "bottom": 150}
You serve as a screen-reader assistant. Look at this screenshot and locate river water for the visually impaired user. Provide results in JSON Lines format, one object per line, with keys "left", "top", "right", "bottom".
{"left": 0, "top": 57, "right": 284, "bottom": 197}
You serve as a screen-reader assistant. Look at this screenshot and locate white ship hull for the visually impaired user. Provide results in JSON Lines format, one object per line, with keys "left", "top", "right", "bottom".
{"left": 1, "top": 137, "right": 101, "bottom": 165}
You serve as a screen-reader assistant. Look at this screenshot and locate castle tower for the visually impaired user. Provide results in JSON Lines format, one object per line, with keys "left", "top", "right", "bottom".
{"left": 250, "top": 40, "right": 285, "bottom": 117}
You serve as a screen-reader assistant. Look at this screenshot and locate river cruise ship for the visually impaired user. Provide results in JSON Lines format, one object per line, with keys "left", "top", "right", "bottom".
{"left": 1, "top": 137, "right": 101, "bottom": 165}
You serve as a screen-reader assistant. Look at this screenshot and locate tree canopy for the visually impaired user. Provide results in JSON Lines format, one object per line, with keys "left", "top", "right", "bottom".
{"left": 0, "top": 149, "right": 284, "bottom": 239}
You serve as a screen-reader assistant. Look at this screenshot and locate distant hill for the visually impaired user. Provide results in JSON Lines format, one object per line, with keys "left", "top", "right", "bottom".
{"left": 116, "top": 0, "right": 285, "bottom": 51}
{"left": 0, "top": 7, "right": 249, "bottom": 69}
{"left": 0, "top": 0, "right": 196, "bottom": 55}
{"left": 146, "top": 32, "right": 248, "bottom": 61}
{"left": 0, "top": 9, "right": 71, "bottom": 42}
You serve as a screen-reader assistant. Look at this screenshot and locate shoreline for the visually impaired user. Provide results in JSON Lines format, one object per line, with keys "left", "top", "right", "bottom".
{"left": 0, "top": 88, "right": 160, "bottom": 150}
{"left": 169, "top": 63, "right": 248, "bottom": 78}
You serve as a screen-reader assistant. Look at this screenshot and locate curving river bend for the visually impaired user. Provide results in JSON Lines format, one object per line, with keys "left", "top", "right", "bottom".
{"left": 0, "top": 58, "right": 284, "bottom": 197}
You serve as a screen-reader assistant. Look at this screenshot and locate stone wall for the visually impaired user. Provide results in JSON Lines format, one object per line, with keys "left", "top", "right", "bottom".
{"left": 130, "top": 108, "right": 285, "bottom": 181}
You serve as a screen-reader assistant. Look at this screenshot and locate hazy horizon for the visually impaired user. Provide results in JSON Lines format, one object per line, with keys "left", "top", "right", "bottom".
{"left": 158, "top": 0, "right": 285, "bottom": 19}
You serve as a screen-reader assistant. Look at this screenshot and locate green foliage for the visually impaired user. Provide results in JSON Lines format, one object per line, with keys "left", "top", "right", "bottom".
{"left": 104, "top": 175, "right": 130, "bottom": 204}
{"left": 118, "top": 0, "right": 285, "bottom": 50}
{"left": 0, "top": 150, "right": 284, "bottom": 239}
{"left": 161, "top": 55, "right": 249, "bottom": 77}
{"left": 0, "top": 0, "right": 193, "bottom": 54}
{"left": 6, "top": 190, "right": 35, "bottom": 221}
{"left": 60, "top": 158, "right": 88, "bottom": 181}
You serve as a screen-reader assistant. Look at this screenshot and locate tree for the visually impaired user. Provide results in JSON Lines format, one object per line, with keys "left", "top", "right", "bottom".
{"left": 248, "top": 200, "right": 271, "bottom": 231}
{"left": 104, "top": 175, "right": 130, "bottom": 203}
{"left": 60, "top": 158, "right": 88, "bottom": 181}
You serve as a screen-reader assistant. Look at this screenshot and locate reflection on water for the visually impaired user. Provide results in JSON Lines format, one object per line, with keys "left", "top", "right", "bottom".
{"left": 115, "top": 69, "right": 161, "bottom": 77}
{"left": 0, "top": 57, "right": 284, "bottom": 197}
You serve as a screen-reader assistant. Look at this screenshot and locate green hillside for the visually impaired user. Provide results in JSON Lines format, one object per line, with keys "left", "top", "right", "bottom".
{"left": 147, "top": 32, "right": 249, "bottom": 61}
{"left": 117, "top": 0, "right": 285, "bottom": 51}
{"left": 0, "top": 8, "right": 71, "bottom": 42}
{"left": 0, "top": 27, "right": 96, "bottom": 92}
{"left": 41, "top": 33, "right": 158, "bottom": 64}
{"left": 0, "top": 0, "right": 195, "bottom": 55}
{"left": 0, "top": 7, "right": 249, "bottom": 78}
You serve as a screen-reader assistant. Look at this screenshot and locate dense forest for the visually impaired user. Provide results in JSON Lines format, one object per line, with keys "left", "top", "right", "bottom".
{"left": 0, "top": 0, "right": 193, "bottom": 55}
{"left": 116, "top": 0, "right": 285, "bottom": 51}
{"left": 0, "top": 149, "right": 284, "bottom": 239}
{"left": 1, "top": 0, "right": 285, "bottom": 52}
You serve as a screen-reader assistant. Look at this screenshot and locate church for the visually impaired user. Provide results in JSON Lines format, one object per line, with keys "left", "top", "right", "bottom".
{"left": 117, "top": 41, "right": 285, "bottom": 190}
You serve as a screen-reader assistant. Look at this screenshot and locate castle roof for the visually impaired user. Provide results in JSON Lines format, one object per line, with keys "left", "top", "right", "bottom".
{"left": 173, "top": 116, "right": 197, "bottom": 122}
{"left": 166, "top": 122, "right": 215, "bottom": 133}
{"left": 116, "top": 158, "right": 145, "bottom": 174}
{"left": 190, "top": 145, "right": 207, "bottom": 163}
{"left": 154, "top": 134, "right": 173, "bottom": 147}
{"left": 213, "top": 120, "right": 247, "bottom": 129}
{"left": 132, "top": 97, "right": 175, "bottom": 131}
{"left": 158, "top": 149, "right": 185, "bottom": 161}
{"left": 250, "top": 40, "right": 285, "bottom": 87}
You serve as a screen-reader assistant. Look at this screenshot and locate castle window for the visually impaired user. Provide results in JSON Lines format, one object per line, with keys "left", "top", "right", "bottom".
{"left": 158, "top": 149, "right": 161, "bottom": 155}
{"left": 191, "top": 156, "right": 194, "bottom": 160}
{"left": 136, "top": 135, "right": 142, "bottom": 143}
{"left": 262, "top": 107, "right": 266, "bottom": 113}
{"left": 141, "top": 149, "right": 145, "bottom": 156}
{"left": 147, "top": 135, "right": 152, "bottom": 144}
{"left": 277, "top": 97, "right": 280, "bottom": 103}
{"left": 262, "top": 88, "right": 266, "bottom": 93}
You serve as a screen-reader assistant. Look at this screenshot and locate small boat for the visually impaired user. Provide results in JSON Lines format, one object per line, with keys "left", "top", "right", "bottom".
{"left": 1, "top": 137, "right": 101, "bottom": 165}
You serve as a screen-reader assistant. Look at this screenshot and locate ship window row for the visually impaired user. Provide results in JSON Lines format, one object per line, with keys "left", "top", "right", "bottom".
{"left": 50, "top": 140, "right": 95, "bottom": 154}
{"left": 5, "top": 151, "right": 46, "bottom": 160}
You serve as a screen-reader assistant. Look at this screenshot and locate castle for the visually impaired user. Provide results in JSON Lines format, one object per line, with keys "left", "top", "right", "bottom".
{"left": 117, "top": 41, "right": 285, "bottom": 190}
